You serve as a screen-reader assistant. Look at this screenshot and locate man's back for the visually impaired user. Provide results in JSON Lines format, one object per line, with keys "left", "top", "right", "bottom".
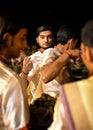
{"left": 48, "top": 76, "right": 93, "bottom": 130}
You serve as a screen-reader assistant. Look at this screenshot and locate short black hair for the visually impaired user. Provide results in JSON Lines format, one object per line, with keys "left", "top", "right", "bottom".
{"left": 36, "top": 25, "right": 54, "bottom": 37}
{"left": 81, "top": 19, "right": 93, "bottom": 48}
{"left": 0, "top": 13, "right": 27, "bottom": 49}
{"left": 57, "top": 24, "right": 80, "bottom": 45}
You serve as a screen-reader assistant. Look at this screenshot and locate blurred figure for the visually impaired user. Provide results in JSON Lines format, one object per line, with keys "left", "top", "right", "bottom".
{"left": 27, "top": 25, "right": 55, "bottom": 104}
{"left": 40, "top": 24, "right": 81, "bottom": 98}
{"left": 48, "top": 20, "right": 93, "bottom": 130}
{"left": 0, "top": 13, "right": 30, "bottom": 130}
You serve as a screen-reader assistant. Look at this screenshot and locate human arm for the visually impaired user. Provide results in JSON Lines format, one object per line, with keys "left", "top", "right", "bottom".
{"left": 41, "top": 49, "right": 80, "bottom": 83}
{"left": 19, "top": 56, "right": 33, "bottom": 86}
{"left": 21, "top": 56, "right": 33, "bottom": 75}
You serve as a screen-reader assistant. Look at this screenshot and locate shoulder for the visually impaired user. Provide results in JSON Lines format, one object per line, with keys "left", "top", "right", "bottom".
{"left": 0, "top": 61, "right": 22, "bottom": 90}
{"left": 43, "top": 47, "right": 61, "bottom": 57}
{"left": 42, "top": 48, "right": 57, "bottom": 58}
{"left": 59, "top": 76, "right": 93, "bottom": 99}
{"left": 29, "top": 51, "right": 43, "bottom": 58}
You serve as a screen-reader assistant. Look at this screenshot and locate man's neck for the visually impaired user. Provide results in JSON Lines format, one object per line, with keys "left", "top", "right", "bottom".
{"left": 38, "top": 48, "right": 45, "bottom": 53}
{"left": 0, "top": 54, "right": 10, "bottom": 65}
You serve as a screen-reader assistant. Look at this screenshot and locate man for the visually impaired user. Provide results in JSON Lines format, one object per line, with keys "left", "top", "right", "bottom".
{"left": 48, "top": 20, "right": 93, "bottom": 130}
{"left": 0, "top": 13, "right": 31, "bottom": 130}
{"left": 27, "top": 25, "right": 55, "bottom": 104}
{"left": 40, "top": 24, "right": 81, "bottom": 98}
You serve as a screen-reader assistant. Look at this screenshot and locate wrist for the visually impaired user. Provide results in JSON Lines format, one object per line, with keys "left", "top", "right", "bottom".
{"left": 22, "top": 70, "right": 28, "bottom": 75}
{"left": 65, "top": 51, "right": 72, "bottom": 58}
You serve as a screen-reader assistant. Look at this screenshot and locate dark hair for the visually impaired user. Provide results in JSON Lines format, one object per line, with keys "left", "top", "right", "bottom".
{"left": 57, "top": 24, "right": 80, "bottom": 45}
{"left": 0, "top": 13, "right": 27, "bottom": 48}
{"left": 81, "top": 20, "right": 93, "bottom": 48}
{"left": 36, "top": 25, "right": 54, "bottom": 37}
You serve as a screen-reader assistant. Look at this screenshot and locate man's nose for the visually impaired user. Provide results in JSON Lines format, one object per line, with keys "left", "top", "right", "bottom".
{"left": 44, "top": 37, "right": 48, "bottom": 42}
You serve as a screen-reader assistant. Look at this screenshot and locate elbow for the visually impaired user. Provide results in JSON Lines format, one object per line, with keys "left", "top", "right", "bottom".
{"left": 41, "top": 74, "right": 49, "bottom": 83}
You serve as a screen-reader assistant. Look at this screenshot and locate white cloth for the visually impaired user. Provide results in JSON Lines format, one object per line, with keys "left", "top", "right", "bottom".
{"left": 48, "top": 76, "right": 93, "bottom": 130}
{"left": 27, "top": 51, "right": 43, "bottom": 103}
{"left": 48, "top": 95, "right": 66, "bottom": 130}
{"left": 0, "top": 61, "right": 30, "bottom": 130}
{"left": 28, "top": 51, "right": 43, "bottom": 83}
{"left": 40, "top": 48, "right": 70, "bottom": 98}
{"left": 27, "top": 48, "right": 70, "bottom": 103}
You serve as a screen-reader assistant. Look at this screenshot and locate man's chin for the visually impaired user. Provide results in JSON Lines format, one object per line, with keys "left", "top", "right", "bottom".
{"left": 42, "top": 46, "right": 51, "bottom": 49}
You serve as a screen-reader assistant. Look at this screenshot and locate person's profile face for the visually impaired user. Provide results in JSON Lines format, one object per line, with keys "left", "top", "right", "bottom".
{"left": 8, "top": 28, "right": 28, "bottom": 58}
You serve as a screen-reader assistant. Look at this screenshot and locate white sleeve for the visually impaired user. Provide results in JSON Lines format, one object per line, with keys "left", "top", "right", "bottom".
{"left": 40, "top": 48, "right": 58, "bottom": 67}
{"left": 3, "top": 76, "right": 30, "bottom": 129}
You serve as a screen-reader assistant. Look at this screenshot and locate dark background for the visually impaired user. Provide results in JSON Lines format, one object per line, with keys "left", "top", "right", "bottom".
{"left": 0, "top": 0, "right": 93, "bottom": 45}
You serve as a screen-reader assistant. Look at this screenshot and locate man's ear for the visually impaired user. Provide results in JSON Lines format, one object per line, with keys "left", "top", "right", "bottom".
{"left": 36, "top": 37, "right": 39, "bottom": 43}
{"left": 2, "top": 32, "right": 9, "bottom": 40}
{"left": 2, "top": 32, "right": 11, "bottom": 46}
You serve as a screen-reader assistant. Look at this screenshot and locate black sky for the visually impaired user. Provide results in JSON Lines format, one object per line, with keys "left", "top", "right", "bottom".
{"left": 0, "top": 0, "right": 93, "bottom": 29}
{"left": 0, "top": 0, "right": 93, "bottom": 45}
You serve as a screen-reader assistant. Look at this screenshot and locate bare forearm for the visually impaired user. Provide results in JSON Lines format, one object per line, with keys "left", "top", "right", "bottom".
{"left": 19, "top": 72, "right": 29, "bottom": 86}
{"left": 41, "top": 52, "right": 70, "bottom": 83}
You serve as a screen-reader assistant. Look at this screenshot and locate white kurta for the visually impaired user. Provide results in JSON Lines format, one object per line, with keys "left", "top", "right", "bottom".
{"left": 0, "top": 61, "right": 30, "bottom": 130}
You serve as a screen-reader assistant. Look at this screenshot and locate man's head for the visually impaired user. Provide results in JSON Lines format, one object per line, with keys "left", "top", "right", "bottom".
{"left": 57, "top": 24, "right": 80, "bottom": 49}
{"left": 81, "top": 20, "right": 93, "bottom": 75}
{"left": 0, "top": 14, "right": 28, "bottom": 59}
{"left": 81, "top": 20, "right": 93, "bottom": 48}
{"left": 36, "top": 25, "right": 55, "bottom": 49}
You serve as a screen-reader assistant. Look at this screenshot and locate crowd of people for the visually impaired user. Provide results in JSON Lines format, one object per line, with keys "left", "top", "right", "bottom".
{"left": 0, "top": 11, "right": 93, "bottom": 130}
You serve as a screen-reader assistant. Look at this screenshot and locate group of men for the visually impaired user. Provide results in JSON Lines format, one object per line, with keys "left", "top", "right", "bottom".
{"left": 0, "top": 11, "right": 93, "bottom": 130}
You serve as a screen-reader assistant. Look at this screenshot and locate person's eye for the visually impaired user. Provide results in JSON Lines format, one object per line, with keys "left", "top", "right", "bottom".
{"left": 40, "top": 36, "right": 44, "bottom": 39}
